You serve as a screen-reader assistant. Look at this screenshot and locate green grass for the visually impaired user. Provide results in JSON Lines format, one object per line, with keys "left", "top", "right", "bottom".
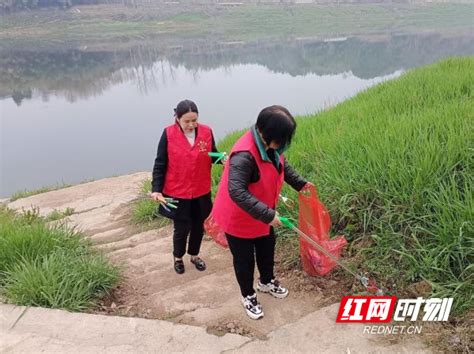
{"left": 0, "top": 206, "right": 119, "bottom": 310}
{"left": 10, "top": 184, "right": 72, "bottom": 202}
{"left": 46, "top": 207, "right": 75, "bottom": 221}
{"left": 131, "top": 179, "right": 170, "bottom": 227}
{"left": 205, "top": 4, "right": 474, "bottom": 41}
{"left": 1, "top": 3, "right": 472, "bottom": 47}
{"left": 216, "top": 57, "right": 473, "bottom": 314}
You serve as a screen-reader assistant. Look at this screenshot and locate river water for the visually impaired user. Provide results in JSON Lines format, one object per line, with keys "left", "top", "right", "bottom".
{"left": 1, "top": 32, "right": 473, "bottom": 197}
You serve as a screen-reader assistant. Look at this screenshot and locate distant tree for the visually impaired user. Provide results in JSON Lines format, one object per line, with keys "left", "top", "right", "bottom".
{"left": 0, "top": 0, "right": 76, "bottom": 12}
{"left": 11, "top": 89, "right": 32, "bottom": 106}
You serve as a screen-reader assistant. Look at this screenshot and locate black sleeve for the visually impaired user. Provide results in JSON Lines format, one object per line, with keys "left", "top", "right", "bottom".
{"left": 151, "top": 130, "right": 168, "bottom": 193}
{"left": 228, "top": 152, "right": 275, "bottom": 224}
{"left": 284, "top": 160, "right": 307, "bottom": 191}
{"left": 210, "top": 131, "right": 222, "bottom": 164}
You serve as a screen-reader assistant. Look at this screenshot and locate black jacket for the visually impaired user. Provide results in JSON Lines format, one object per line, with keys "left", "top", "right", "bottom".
{"left": 228, "top": 151, "right": 307, "bottom": 224}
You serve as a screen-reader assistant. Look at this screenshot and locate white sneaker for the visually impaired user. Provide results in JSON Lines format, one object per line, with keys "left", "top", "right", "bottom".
{"left": 241, "top": 293, "right": 264, "bottom": 320}
{"left": 257, "top": 279, "right": 289, "bottom": 299}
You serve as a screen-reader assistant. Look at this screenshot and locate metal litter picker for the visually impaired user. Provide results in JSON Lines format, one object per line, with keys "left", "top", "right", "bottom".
{"left": 279, "top": 216, "right": 384, "bottom": 295}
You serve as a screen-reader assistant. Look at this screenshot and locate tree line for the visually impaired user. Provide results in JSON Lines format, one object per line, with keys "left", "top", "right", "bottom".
{"left": 0, "top": 0, "right": 122, "bottom": 13}
{"left": 0, "top": 0, "right": 438, "bottom": 14}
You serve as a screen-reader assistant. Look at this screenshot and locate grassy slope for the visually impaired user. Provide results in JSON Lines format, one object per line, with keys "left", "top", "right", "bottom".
{"left": 217, "top": 57, "right": 473, "bottom": 314}
{"left": 0, "top": 207, "right": 119, "bottom": 310}
{"left": 1, "top": 3, "right": 473, "bottom": 47}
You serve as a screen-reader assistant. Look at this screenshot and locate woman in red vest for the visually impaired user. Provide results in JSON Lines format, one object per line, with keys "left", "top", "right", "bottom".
{"left": 212, "top": 105, "right": 312, "bottom": 319}
{"left": 151, "top": 100, "right": 221, "bottom": 274}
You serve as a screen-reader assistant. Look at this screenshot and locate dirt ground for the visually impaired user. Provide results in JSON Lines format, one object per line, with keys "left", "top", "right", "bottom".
{"left": 93, "top": 225, "right": 335, "bottom": 339}
{"left": 7, "top": 172, "right": 470, "bottom": 352}
{"left": 86, "top": 192, "right": 469, "bottom": 351}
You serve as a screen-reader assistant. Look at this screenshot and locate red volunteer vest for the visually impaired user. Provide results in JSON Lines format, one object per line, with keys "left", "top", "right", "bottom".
{"left": 163, "top": 123, "right": 213, "bottom": 199}
{"left": 212, "top": 131, "right": 285, "bottom": 238}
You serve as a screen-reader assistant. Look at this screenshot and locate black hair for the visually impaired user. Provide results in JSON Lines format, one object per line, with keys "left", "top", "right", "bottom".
{"left": 256, "top": 105, "right": 296, "bottom": 147}
{"left": 174, "top": 99, "right": 198, "bottom": 119}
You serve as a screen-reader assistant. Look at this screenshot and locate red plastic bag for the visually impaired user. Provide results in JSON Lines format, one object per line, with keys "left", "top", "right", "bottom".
{"left": 204, "top": 214, "right": 228, "bottom": 248}
{"left": 299, "top": 184, "right": 347, "bottom": 276}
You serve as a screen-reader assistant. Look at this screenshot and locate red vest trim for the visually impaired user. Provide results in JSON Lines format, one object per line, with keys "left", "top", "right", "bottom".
{"left": 163, "top": 123, "right": 212, "bottom": 199}
{"left": 212, "top": 130, "right": 284, "bottom": 238}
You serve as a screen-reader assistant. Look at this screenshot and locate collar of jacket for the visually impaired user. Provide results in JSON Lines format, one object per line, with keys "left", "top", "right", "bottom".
{"left": 251, "top": 125, "right": 281, "bottom": 169}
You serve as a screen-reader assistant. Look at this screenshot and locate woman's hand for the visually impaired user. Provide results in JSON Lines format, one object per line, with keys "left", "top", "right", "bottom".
{"left": 222, "top": 152, "right": 229, "bottom": 162}
{"left": 300, "top": 182, "right": 315, "bottom": 195}
{"left": 270, "top": 211, "right": 282, "bottom": 227}
{"left": 150, "top": 192, "right": 167, "bottom": 204}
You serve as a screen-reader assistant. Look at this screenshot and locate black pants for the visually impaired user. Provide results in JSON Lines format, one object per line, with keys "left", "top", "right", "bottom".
{"left": 226, "top": 229, "right": 275, "bottom": 297}
{"left": 173, "top": 218, "right": 204, "bottom": 258}
{"left": 166, "top": 193, "right": 211, "bottom": 259}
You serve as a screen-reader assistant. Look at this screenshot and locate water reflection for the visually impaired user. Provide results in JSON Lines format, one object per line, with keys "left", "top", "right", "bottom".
{"left": 170, "top": 33, "right": 474, "bottom": 79}
{"left": 1, "top": 32, "right": 473, "bottom": 104}
{"left": 1, "top": 32, "right": 473, "bottom": 197}
{"left": 1, "top": 62, "right": 398, "bottom": 197}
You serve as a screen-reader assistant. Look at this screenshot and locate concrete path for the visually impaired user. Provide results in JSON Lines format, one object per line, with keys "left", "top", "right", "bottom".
{"left": 3, "top": 172, "right": 431, "bottom": 353}
{"left": 0, "top": 303, "right": 429, "bottom": 353}
{"left": 0, "top": 304, "right": 249, "bottom": 353}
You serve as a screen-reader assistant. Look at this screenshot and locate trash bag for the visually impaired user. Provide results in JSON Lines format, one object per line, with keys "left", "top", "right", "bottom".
{"left": 204, "top": 214, "right": 228, "bottom": 248}
{"left": 299, "top": 184, "right": 347, "bottom": 276}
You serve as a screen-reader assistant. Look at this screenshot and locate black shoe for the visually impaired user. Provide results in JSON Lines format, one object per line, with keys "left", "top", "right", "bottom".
{"left": 190, "top": 256, "right": 206, "bottom": 271}
{"left": 174, "top": 259, "right": 185, "bottom": 274}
